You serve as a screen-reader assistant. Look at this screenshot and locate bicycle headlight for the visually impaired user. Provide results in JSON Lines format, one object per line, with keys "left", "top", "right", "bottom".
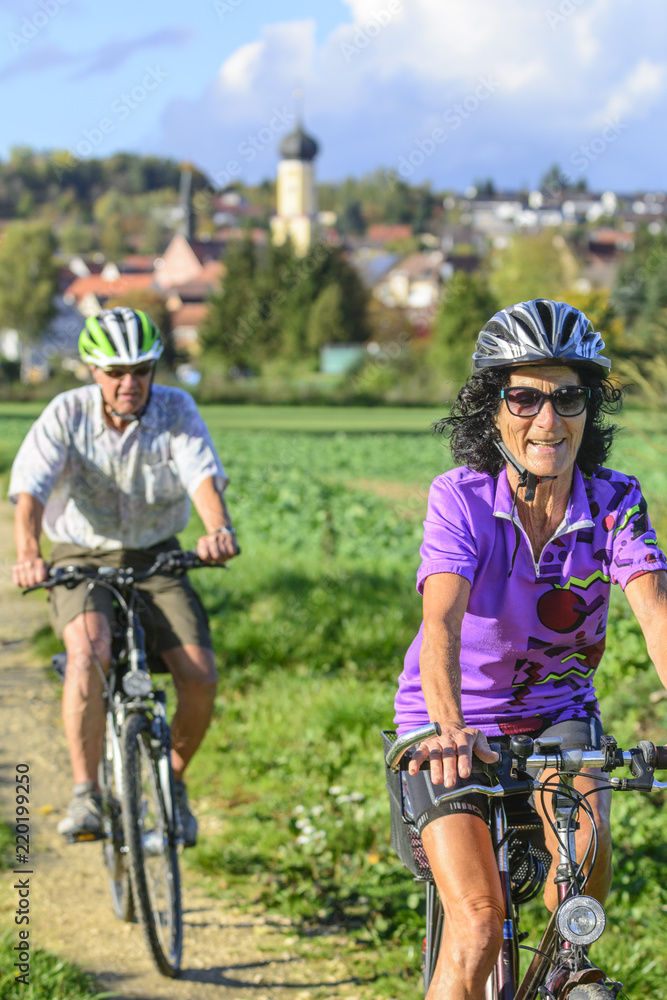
{"left": 122, "top": 670, "right": 153, "bottom": 698}
{"left": 556, "top": 896, "right": 606, "bottom": 945}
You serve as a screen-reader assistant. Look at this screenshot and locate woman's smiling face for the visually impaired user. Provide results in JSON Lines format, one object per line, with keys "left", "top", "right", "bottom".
{"left": 494, "top": 365, "right": 587, "bottom": 482}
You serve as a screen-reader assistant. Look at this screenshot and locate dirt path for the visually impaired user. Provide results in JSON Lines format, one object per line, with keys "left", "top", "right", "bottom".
{"left": 0, "top": 500, "right": 362, "bottom": 999}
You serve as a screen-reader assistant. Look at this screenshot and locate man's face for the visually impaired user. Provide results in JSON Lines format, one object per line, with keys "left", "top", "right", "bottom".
{"left": 90, "top": 362, "right": 154, "bottom": 416}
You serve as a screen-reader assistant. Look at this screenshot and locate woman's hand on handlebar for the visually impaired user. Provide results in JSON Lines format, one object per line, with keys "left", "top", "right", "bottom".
{"left": 196, "top": 528, "right": 239, "bottom": 564}
{"left": 12, "top": 555, "right": 48, "bottom": 589}
{"left": 408, "top": 723, "right": 499, "bottom": 788}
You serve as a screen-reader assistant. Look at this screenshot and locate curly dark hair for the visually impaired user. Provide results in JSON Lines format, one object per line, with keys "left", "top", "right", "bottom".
{"left": 435, "top": 366, "right": 624, "bottom": 476}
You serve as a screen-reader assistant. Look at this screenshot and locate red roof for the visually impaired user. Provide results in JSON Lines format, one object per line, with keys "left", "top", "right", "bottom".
{"left": 64, "top": 272, "right": 155, "bottom": 302}
{"left": 119, "top": 254, "right": 159, "bottom": 273}
{"left": 366, "top": 224, "right": 414, "bottom": 244}
{"left": 172, "top": 303, "right": 208, "bottom": 328}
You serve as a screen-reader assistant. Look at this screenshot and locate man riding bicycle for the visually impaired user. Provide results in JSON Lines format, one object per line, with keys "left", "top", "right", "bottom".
{"left": 10, "top": 307, "right": 238, "bottom": 845}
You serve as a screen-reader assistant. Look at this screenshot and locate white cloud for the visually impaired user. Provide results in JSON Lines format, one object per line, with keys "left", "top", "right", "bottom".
{"left": 155, "top": 0, "right": 667, "bottom": 190}
{"left": 594, "top": 58, "right": 667, "bottom": 125}
{"left": 220, "top": 39, "right": 264, "bottom": 93}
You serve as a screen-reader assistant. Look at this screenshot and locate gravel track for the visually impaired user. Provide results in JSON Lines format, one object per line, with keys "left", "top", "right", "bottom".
{"left": 0, "top": 500, "right": 361, "bottom": 1000}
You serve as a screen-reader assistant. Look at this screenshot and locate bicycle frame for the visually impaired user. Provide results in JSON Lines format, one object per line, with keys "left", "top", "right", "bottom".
{"left": 386, "top": 726, "right": 667, "bottom": 1000}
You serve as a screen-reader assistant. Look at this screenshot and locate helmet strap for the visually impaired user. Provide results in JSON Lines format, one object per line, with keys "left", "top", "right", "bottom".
{"left": 99, "top": 370, "right": 155, "bottom": 424}
{"left": 494, "top": 440, "right": 557, "bottom": 504}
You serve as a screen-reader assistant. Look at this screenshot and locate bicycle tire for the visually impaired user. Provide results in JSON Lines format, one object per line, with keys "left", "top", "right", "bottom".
{"left": 98, "top": 713, "right": 134, "bottom": 922}
{"left": 422, "top": 880, "right": 444, "bottom": 995}
{"left": 122, "top": 711, "right": 182, "bottom": 977}
{"left": 566, "top": 985, "right": 617, "bottom": 1000}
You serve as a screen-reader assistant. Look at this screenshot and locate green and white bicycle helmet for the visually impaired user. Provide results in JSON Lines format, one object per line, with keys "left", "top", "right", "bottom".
{"left": 472, "top": 299, "right": 611, "bottom": 373}
{"left": 79, "top": 308, "right": 163, "bottom": 367}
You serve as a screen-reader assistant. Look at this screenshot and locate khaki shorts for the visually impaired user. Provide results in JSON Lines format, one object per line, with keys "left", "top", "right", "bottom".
{"left": 48, "top": 537, "right": 213, "bottom": 661}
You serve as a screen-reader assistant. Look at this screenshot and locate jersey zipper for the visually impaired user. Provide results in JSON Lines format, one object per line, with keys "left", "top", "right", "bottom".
{"left": 494, "top": 512, "right": 594, "bottom": 578}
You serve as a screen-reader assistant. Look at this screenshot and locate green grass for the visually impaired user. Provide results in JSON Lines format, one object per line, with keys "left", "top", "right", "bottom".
{"left": 0, "top": 931, "right": 105, "bottom": 1000}
{"left": 0, "top": 821, "right": 14, "bottom": 871}
{"left": 3, "top": 401, "right": 667, "bottom": 997}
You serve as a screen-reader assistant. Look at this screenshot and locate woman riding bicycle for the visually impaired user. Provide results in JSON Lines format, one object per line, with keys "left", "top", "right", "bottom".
{"left": 393, "top": 299, "right": 667, "bottom": 1000}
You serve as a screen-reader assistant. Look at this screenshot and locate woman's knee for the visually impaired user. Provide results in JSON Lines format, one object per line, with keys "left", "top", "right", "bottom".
{"left": 445, "top": 895, "right": 505, "bottom": 972}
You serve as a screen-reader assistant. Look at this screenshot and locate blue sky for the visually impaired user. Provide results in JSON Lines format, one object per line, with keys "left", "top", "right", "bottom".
{"left": 2, "top": 0, "right": 667, "bottom": 193}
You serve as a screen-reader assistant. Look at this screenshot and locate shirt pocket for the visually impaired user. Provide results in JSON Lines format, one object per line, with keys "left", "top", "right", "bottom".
{"left": 143, "top": 460, "right": 182, "bottom": 505}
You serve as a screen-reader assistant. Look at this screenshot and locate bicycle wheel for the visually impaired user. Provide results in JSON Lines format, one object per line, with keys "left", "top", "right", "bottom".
{"left": 122, "top": 712, "right": 182, "bottom": 977}
{"left": 566, "top": 985, "right": 617, "bottom": 1000}
{"left": 422, "top": 880, "right": 444, "bottom": 995}
{"left": 98, "top": 713, "right": 134, "bottom": 922}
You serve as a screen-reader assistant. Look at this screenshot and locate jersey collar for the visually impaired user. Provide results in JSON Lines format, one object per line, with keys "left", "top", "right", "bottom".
{"left": 493, "top": 464, "right": 594, "bottom": 531}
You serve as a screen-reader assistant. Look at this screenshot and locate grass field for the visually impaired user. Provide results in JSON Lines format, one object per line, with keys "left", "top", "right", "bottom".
{"left": 2, "top": 401, "right": 667, "bottom": 998}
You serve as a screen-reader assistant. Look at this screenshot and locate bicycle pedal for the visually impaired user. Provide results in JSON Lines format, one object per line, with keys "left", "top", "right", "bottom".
{"left": 65, "top": 830, "right": 104, "bottom": 844}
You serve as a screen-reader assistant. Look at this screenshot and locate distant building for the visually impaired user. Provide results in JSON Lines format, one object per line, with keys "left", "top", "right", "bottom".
{"left": 376, "top": 251, "right": 446, "bottom": 309}
{"left": 270, "top": 122, "right": 320, "bottom": 255}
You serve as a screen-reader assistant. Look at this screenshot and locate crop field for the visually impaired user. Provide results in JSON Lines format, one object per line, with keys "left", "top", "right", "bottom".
{"left": 2, "top": 401, "right": 667, "bottom": 998}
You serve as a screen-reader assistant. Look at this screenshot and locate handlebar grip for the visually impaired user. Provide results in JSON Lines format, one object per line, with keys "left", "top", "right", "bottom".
{"left": 655, "top": 745, "right": 667, "bottom": 771}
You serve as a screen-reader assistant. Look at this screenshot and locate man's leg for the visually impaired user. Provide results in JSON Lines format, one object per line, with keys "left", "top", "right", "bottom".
{"left": 159, "top": 644, "right": 217, "bottom": 847}
{"left": 160, "top": 644, "right": 218, "bottom": 780}
{"left": 58, "top": 611, "right": 111, "bottom": 838}
{"left": 62, "top": 611, "right": 112, "bottom": 784}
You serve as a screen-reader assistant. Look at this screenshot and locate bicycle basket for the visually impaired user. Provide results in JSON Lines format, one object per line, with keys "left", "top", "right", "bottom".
{"left": 382, "top": 730, "right": 433, "bottom": 880}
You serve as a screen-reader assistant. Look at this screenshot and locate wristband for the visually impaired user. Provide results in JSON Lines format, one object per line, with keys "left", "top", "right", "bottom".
{"left": 213, "top": 526, "right": 236, "bottom": 537}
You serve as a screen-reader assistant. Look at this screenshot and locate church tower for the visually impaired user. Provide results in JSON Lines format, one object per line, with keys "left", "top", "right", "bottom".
{"left": 270, "top": 122, "right": 320, "bottom": 256}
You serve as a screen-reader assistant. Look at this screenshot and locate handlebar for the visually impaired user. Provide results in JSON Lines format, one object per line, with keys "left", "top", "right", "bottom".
{"left": 386, "top": 724, "right": 667, "bottom": 802}
{"left": 22, "top": 549, "right": 227, "bottom": 594}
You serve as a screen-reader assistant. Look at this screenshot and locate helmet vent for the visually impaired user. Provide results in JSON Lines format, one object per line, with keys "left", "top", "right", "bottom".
{"left": 535, "top": 300, "right": 554, "bottom": 339}
{"left": 513, "top": 313, "right": 542, "bottom": 348}
{"left": 560, "top": 310, "right": 577, "bottom": 347}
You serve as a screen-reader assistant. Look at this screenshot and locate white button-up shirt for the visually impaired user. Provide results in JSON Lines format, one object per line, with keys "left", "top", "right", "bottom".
{"left": 9, "top": 384, "right": 228, "bottom": 550}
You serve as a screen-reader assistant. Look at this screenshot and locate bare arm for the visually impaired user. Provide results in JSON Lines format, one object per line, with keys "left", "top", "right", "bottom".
{"left": 624, "top": 569, "right": 667, "bottom": 689}
{"left": 12, "top": 493, "right": 48, "bottom": 587}
{"left": 191, "top": 476, "right": 238, "bottom": 564}
{"left": 408, "top": 572, "right": 498, "bottom": 787}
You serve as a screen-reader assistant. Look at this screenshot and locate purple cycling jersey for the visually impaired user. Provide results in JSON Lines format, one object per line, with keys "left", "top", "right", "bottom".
{"left": 394, "top": 464, "right": 667, "bottom": 736}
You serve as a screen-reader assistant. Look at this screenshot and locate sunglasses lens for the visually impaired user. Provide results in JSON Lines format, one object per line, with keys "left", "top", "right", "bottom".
{"left": 554, "top": 388, "right": 587, "bottom": 415}
{"left": 104, "top": 363, "right": 153, "bottom": 378}
{"left": 506, "top": 389, "right": 542, "bottom": 415}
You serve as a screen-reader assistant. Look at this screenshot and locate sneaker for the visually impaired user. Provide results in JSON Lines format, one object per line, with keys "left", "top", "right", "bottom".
{"left": 173, "top": 780, "right": 198, "bottom": 847}
{"left": 57, "top": 783, "right": 103, "bottom": 842}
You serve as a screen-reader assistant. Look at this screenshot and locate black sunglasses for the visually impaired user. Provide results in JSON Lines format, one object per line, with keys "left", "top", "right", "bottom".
{"left": 500, "top": 386, "right": 591, "bottom": 417}
{"left": 101, "top": 362, "right": 155, "bottom": 379}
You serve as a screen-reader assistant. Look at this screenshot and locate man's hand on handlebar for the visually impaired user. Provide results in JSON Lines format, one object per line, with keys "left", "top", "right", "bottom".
{"left": 408, "top": 722, "right": 500, "bottom": 788}
{"left": 196, "top": 528, "right": 239, "bottom": 565}
{"left": 12, "top": 555, "right": 48, "bottom": 589}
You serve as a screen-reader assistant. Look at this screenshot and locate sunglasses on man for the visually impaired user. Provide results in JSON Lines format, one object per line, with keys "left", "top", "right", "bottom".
{"left": 100, "top": 362, "right": 155, "bottom": 379}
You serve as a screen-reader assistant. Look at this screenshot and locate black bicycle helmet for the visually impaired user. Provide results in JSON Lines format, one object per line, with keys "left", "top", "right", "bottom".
{"left": 472, "top": 299, "right": 611, "bottom": 373}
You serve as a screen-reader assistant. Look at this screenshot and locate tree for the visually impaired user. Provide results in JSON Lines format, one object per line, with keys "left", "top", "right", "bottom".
{"left": 427, "top": 270, "right": 498, "bottom": 391}
{"left": 0, "top": 220, "right": 58, "bottom": 341}
{"left": 306, "top": 283, "right": 347, "bottom": 350}
{"left": 490, "top": 230, "right": 570, "bottom": 306}
{"left": 202, "top": 237, "right": 370, "bottom": 371}
{"left": 200, "top": 237, "right": 257, "bottom": 367}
